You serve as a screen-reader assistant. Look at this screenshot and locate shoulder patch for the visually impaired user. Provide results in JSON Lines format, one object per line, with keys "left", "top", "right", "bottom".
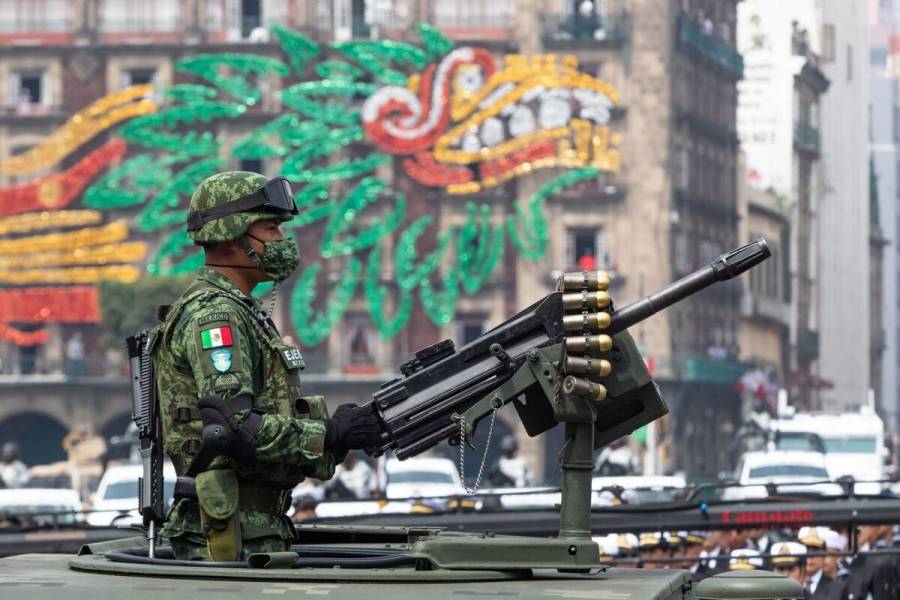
{"left": 198, "top": 312, "right": 232, "bottom": 326}
{"left": 214, "top": 373, "right": 241, "bottom": 392}
{"left": 209, "top": 349, "right": 233, "bottom": 372}
{"left": 200, "top": 325, "right": 233, "bottom": 349}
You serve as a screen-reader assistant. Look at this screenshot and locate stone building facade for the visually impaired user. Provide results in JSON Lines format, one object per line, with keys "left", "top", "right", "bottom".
{"left": 0, "top": 0, "right": 746, "bottom": 478}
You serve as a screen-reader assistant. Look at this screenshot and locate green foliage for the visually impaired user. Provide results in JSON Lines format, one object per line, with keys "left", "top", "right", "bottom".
{"left": 97, "top": 275, "right": 193, "bottom": 349}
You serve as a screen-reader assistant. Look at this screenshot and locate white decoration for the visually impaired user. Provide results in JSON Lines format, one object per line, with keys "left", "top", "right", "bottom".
{"left": 509, "top": 105, "right": 537, "bottom": 137}
{"left": 538, "top": 94, "right": 571, "bottom": 129}
{"left": 462, "top": 132, "right": 481, "bottom": 152}
{"left": 480, "top": 117, "right": 505, "bottom": 147}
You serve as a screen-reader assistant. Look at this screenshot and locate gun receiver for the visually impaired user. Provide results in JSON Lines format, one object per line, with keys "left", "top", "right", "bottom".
{"left": 126, "top": 330, "right": 165, "bottom": 558}
{"left": 370, "top": 238, "right": 771, "bottom": 461}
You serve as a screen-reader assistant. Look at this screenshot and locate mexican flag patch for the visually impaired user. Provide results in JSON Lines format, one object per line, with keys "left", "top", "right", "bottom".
{"left": 200, "top": 326, "right": 233, "bottom": 349}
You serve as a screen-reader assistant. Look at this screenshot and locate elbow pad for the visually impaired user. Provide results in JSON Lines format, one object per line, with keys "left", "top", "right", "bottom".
{"left": 198, "top": 394, "right": 263, "bottom": 462}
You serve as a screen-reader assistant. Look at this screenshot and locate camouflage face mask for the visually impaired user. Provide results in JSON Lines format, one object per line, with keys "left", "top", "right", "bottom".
{"left": 243, "top": 235, "right": 300, "bottom": 283}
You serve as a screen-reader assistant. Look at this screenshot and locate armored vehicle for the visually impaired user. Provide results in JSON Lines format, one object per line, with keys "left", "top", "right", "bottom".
{"left": 1, "top": 239, "right": 805, "bottom": 599}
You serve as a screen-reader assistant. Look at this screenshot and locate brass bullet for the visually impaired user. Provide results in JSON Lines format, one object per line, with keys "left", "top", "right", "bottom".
{"left": 565, "top": 334, "right": 613, "bottom": 354}
{"left": 562, "top": 290, "right": 610, "bottom": 311}
{"left": 565, "top": 356, "right": 612, "bottom": 378}
{"left": 562, "top": 375, "right": 607, "bottom": 402}
{"left": 559, "top": 270, "right": 611, "bottom": 292}
{"left": 563, "top": 312, "right": 611, "bottom": 332}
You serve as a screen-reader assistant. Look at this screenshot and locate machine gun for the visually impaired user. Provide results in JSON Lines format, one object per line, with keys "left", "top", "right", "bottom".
{"left": 369, "top": 238, "right": 770, "bottom": 546}
{"left": 126, "top": 330, "right": 165, "bottom": 559}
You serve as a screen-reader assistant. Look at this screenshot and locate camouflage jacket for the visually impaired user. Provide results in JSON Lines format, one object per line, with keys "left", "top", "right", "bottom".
{"left": 155, "top": 267, "right": 335, "bottom": 544}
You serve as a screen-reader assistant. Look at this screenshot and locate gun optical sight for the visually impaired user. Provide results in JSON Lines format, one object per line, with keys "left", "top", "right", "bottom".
{"left": 562, "top": 291, "right": 610, "bottom": 311}
{"left": 563, "top": 312, "right": 611, "bottom": 332}
{"left": 565, "top": 334, "right": 613, "bottom": 354}
{"left": 559, "top": 270, "right": 610, "bottom": 292}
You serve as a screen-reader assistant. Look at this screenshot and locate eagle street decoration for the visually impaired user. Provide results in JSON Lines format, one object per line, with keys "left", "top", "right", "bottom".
{"left": 0, "top": 24, "right": 621, "bottom": 347}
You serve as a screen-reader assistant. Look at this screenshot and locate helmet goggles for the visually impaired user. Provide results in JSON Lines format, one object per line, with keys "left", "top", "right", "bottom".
{"left": 187, "top": 176, "right": 297, "bottom": 232}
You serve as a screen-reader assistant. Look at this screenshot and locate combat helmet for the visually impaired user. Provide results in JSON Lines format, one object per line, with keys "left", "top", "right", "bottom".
{"left": 186, "top": 171, "right": 297, "bottom": 243}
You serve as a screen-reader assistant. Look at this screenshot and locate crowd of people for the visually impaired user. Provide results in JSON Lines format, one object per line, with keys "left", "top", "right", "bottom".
{"left": 594, "top": 525, "right": 900, "bottom": 598}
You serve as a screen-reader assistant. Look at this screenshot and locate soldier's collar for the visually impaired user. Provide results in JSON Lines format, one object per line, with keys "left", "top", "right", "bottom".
{"left": 197, "top": 267, "right": 260, "bottom": 308}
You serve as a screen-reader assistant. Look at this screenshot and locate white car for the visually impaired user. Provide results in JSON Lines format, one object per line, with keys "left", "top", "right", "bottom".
{"left": 591, "top": 475, "right": 689, "bottom": 504}
{"left": 722, "top": 451, "right": 843, "bottom": 500}
{"left": 86, "top": 463, "right": 176, "bottom": 526}
{"left": 384, "top": 457, "right": 467, "bottom": 500}
{"left": 0, "top": 488, "right": 83, "bottom": 525}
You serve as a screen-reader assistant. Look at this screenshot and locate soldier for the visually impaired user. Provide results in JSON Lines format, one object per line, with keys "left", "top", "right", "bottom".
{"left": 799, "top": 526, "right": 839, "bottom": 599}
{"left": 155, "top": 171, "right": 383, "bottom": 561}
{"left": 728, "top": 548, "right": 763, "bottom": 571}
{"left": 769, "top": 541, "right": 807, "bottom": 586}
{"left": 0, "top": 442, "right": 28, "bottom": 489}
{"left": 487, "top": 435, "right": 535, "bottom": 488}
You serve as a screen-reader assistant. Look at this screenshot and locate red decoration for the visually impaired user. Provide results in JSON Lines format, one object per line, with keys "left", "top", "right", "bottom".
{"left": 0, "top": 139, "right": 127, "bottom": 217}
{"left": 403, "top": 151, "right": 473, "bottom": 187}
{"left": 0, "top": 324, "right": 48, "bottom": 346}
{"left": 0, "top": 286, "right": 100, "bottom": 323}
{"left": 478, "top": 139, "right": 557, "bottom": 180}
{"left": 362, "top": 48, "right": 496, "bottom": 154}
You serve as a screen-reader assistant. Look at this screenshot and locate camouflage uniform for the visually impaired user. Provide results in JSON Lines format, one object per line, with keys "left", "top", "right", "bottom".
{"left": 154, "top": 172, "right": 335, "bottom": 560}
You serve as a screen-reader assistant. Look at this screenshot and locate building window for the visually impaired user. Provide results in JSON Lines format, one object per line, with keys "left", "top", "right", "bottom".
{"left": 566, "top": 228, "right": 605, "bottom": 271}
{"left": 673, "top": 230, "right": 691, "bottom": 275}
{"left": 8, "top": 71, "right": 48, "bottom": 114}
{"left": 345, "top": 315, "right": 377, "bottom": 370}
{"left": 846, "top": 44, "right": 853, "bottom": 81}
{"left": 822, "top": 24, "right": 835, "bottom": 62}
{"left": 99, "top": 0, "right": 180, "bottom": 32}
{"left": 675, "top": 143, "right": 690, "bottom": 191}
{"left": 124, "top": 68, "right": 156, "bottom": 86}
{"left": 241, "top": 0, "right": 262, "bottom": 37}
{"left": 239, "top": 158, "right": 263, "bottom": 174}
{"left": 749, "top": 236, "right": 781, "bottom": 300}
{"left": 454, "top": 314, "right": 486, "bottom": 347}
{"left": 0, "top": 0, "right": 72, "bottom": 33}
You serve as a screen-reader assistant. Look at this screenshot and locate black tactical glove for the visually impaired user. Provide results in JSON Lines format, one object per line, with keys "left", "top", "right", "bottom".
{"left": 324, "top": 403, "right": 383, "bottom": 452}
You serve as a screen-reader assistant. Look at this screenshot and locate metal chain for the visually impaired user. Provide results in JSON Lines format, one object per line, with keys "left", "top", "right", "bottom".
{"left": 457, "top": 407, "right": 499, "bottom": 495}
{"left": 268, "top": 284, "right": 278, "bottom": 316}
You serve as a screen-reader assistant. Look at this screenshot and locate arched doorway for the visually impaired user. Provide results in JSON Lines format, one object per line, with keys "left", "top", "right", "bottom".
{"left": 0, "top": 412, "right": 67, "bottom": 466}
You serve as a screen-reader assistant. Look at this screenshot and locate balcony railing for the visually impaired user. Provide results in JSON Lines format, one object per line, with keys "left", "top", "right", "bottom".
{"left": 794, "top": 121, "right": 821, "bottom": 154}
{"left": 740, "top": 292, "right": 790, "bottom": 326}
{"left": 676, "top": 14, "right": 743, "bottom": 80}
{"left": 540, "top": 11, "right": 629, "bottom": 48}
{"left": 0, "top": 18, "right": 72, "bottom": 33}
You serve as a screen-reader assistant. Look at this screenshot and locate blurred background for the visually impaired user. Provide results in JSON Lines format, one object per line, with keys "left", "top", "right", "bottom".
{"left": 0, "top": 0, "right": 895, "bottom": 511}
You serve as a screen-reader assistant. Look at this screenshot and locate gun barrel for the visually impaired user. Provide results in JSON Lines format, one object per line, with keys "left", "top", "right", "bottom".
{"left": 608, "top": 238, "right": 770, "bottom": 335}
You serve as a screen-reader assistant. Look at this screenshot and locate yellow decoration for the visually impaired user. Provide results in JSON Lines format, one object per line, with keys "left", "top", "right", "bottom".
{"left": 0, "top": 242, "right": 147, "bottom": 269}
{"left": 0, "top": 85, "right": 158, "bottom": 175}
{"left": 0, "top": 265, "right": 141, "bottom": 285}
{"left": 37, "top": 179, "right": 64, "bottom": 207}
{"left": 0, "top": 210, "right": 102, "bottom": 235}
{"left": 446, "top": 123, "right": 620, "bottom": 195}
{"left": 0, "top": 220, "right": 128, "bottom": 255}
{"left": 437, "top": 53, "right": 621, "bottom": 166}
{"left": 407, "top": 73, "right": 421, "bottom": 93}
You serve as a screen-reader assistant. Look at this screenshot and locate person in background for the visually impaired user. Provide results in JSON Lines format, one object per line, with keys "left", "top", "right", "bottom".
{"left": 65, "top": 332, "right": 85, "bottom": 377}
{"left": 326, "top": 450, "right": 375, "bottom": 500}
{"left": 0, "top": 443, "right": 28, "bottom": 489}
{"left": 488, "top": 435, "right": 535, "bottom": 488}
{"left": 769, "top": 541, "right": 807, "bottom": 586}
{"left": 576, "top": 248, "right": 597, "bottom": 271}
{"left": 291, "top": 495, "right": 318, "bottom": 523}
{"left": 798, "top": 527, "right": 838, "bottom": 599}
